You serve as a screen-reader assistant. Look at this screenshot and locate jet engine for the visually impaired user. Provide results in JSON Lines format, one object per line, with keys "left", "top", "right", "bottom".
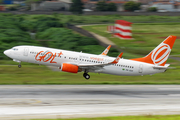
{"left": 60, "top": 63, "right": 79, "bottom": 73}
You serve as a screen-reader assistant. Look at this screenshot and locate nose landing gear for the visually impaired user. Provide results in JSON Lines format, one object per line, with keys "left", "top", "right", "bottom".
{"left": 13, "top": 59, "right": 21, "bottom": 68}
{"left": 18, "top": 62, "right": 21, "bottom": 68}
{"left": 83, "top": 73, "right": 90, "bottom": 80}
{"left": 18, "top": 64, "right": 21, "bottom": 68}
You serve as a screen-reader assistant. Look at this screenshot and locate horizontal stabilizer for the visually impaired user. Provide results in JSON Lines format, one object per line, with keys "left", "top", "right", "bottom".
{"left": 153, "top": 64, "right": 170, "bottom": 69}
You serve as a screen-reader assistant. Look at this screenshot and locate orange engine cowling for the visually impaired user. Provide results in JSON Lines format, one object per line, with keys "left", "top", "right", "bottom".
{"left": 60, "top": 63, "right": 79, "bottom": 73}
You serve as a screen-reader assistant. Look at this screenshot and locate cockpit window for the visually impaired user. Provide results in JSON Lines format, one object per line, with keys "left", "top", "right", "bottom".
{"left": 12, "top": 48, "right": 18, "bottom": 51}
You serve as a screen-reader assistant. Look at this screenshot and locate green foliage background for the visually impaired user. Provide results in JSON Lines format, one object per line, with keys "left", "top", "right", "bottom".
{"left": 96, "top": 2, "right": 117, "bottom": 11}
{"left": 148, "top": 7, "right": 157, "bottom": 12}
{"left": 124, "top": 1, "right": 141, "bottom": 11}
{"left": 37, "top": 27, "right": 106, "bottom": 54}
{"left": 0, "top": 14, "right": 39, "bottom": 59}
{"left": 2, "top": 13, "right": 180, "bottom": 60}
{"left": 0, "top": 13, "right": 118, "bottom": 60}
{"left": 70, "top": 0, "right": 84, "bottom": 14}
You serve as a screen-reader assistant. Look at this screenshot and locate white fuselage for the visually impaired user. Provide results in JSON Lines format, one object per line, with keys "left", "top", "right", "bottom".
{"left": 4, "top": 45, "right": 166, "bottom": 76}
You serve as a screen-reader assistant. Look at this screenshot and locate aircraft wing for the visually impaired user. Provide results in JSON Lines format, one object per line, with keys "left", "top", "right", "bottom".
{"left": 71, "top": 53, "right": 123, "bottom": 70}
{"left": 100, "top": 45, "right": 111, "bottom": 56}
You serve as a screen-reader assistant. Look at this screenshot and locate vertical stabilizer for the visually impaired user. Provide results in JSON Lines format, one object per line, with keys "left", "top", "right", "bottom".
{"left": 131, "top": 35, "right": 176, "bottom": 66}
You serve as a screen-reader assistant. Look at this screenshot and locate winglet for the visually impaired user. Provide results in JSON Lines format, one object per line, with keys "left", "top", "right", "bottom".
{"left": 100, "top": 45, "right": 111, "bottom": 56}
{"left": 111, "top": 52, "right": 123, "bottom": 64}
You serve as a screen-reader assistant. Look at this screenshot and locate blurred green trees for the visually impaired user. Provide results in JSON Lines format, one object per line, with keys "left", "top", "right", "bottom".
{"left": 0, "top": 13, "right": 118, "bottom": 59}
{"left": 148, "top": 7, "right": 157, "bottom": 12}
{"left": 96, "top": 2, "right": 117, "bottom": 11}
{"left": 0, "top": 14, "right": 39, "bottom": 59}
{"left": 70, "top": 0, "right": 84, "bottom": 14}
{"left": 36, "top": 28, "right": 105, "bottom": 54}
{"left": 20, "top": 17, "right": 64, "bottom": 32}
{"left": 124, "top": 1, "right": 141, "bottom": 12}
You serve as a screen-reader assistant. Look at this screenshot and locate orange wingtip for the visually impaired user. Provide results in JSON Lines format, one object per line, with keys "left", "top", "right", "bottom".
{"left": 101, "top": 45, "right": 111, "bottom": 55}
{"left": 107, "top": 45, "right": 111, "bottom": 50}
{"left": 111, "top": 52, "right": 123, "bottom": 64}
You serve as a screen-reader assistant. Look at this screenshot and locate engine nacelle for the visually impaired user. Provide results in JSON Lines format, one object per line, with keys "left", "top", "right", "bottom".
{"left": 60, "top": 63, "right": 79, "bottom": 73}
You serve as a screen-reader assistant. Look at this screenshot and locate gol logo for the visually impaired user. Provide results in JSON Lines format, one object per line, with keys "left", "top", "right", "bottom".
{"left": 151, "top": 43, "right": 171, "bottom": 65}
{"left": 35, "top": 51, "right": 63, "bottom": 63}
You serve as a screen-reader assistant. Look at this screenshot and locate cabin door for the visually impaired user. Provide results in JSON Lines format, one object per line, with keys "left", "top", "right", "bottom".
{"left": 139, "top": 64, "right": 143, "bottom": 73}
{"left": 24, "top": 47, "right": 29, "bottom": 56}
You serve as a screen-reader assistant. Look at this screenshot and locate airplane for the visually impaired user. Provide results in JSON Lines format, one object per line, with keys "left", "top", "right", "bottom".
{"left": 4, "top": 35, "right": 176, "bottom": 79}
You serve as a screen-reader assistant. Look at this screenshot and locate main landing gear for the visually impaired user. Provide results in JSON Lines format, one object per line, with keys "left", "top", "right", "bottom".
{"left": 83, "top": 72, "right": 90, "bottom": 80}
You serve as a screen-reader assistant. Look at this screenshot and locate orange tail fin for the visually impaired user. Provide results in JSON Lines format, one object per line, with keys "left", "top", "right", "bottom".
{"left": 131, "top": 35, "right": 176, "bottom": 66}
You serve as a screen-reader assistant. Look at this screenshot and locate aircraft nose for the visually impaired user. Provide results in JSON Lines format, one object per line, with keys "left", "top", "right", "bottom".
{"left": 4, "top": 49, "right": 11, "bottom": 56}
